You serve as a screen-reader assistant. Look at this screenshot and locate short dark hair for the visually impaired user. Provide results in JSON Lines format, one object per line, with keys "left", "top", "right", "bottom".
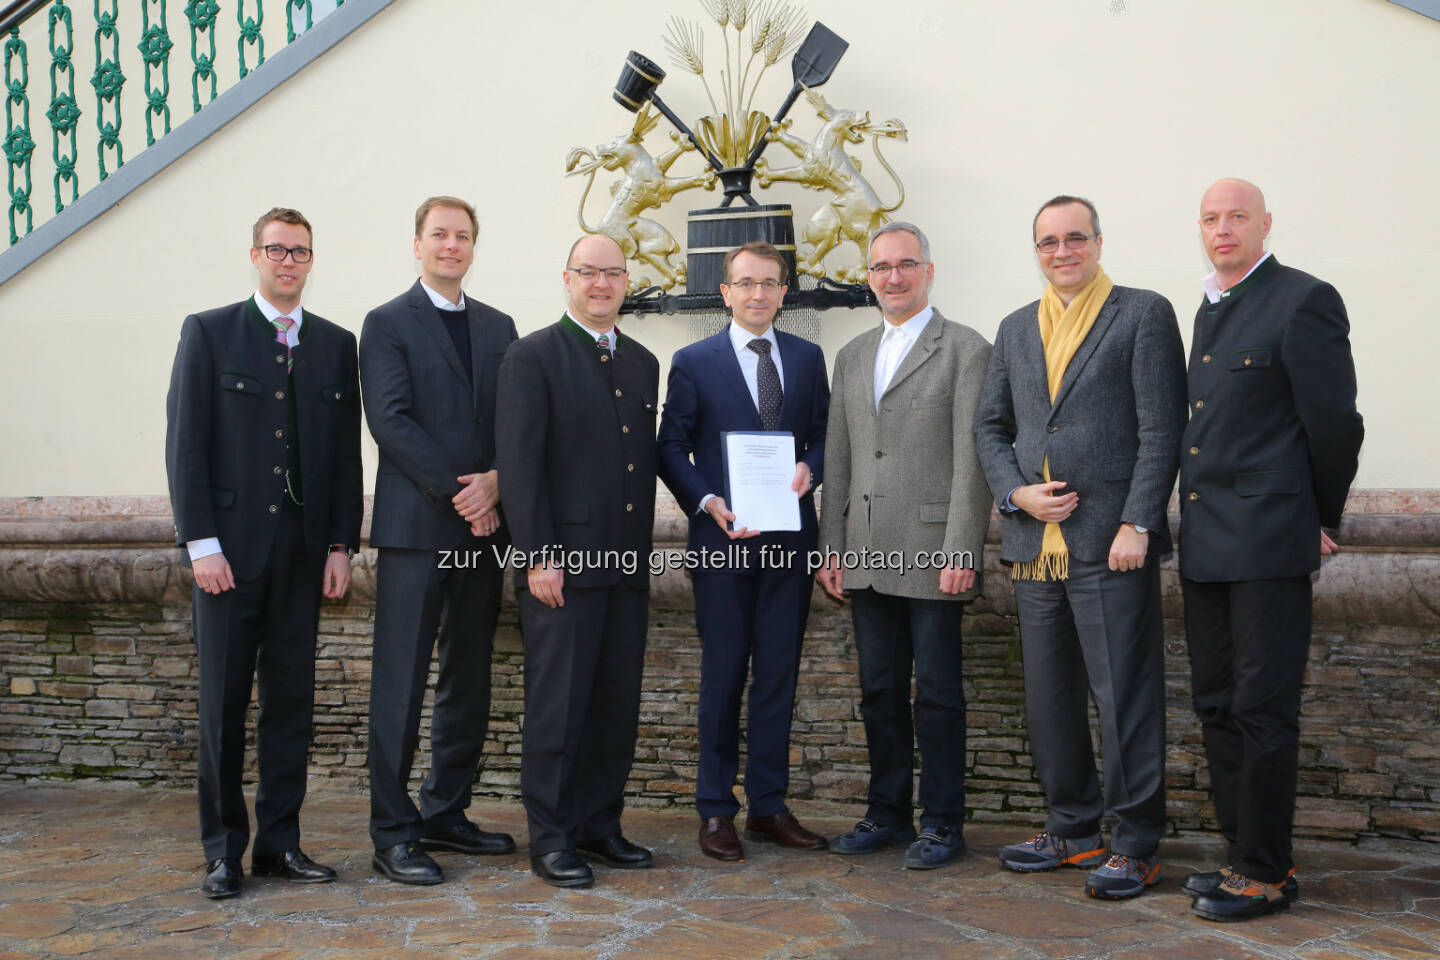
{"left": 1032, "top": 195, "right": 1101, "bottom": 239}
{"left": 414, "top": 196, "right": 478, "bottom": 238}
{"left": 722, "top": 241, "right": 788, "bottom": 284}
{"left": 252, "top": 207, "right": 311, "bottom": 247}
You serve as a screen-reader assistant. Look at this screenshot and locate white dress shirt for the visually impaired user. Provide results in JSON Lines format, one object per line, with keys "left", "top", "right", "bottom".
{"left": 874, "top": 305, "right": 932, "bottom": 409}
{"left": 1202, "top": 251, "right": 1272, "bottom": 304}
{"left": 566, "top": 311, "right": 615, "bottom": 355}
{"left": 421, "top": 280, "right": 466, "bottom": 312}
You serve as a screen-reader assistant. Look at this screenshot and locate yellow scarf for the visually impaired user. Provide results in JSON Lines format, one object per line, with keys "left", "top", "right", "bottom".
{"left": 1012, "top": 266, "right": 1113, "bottom": 582}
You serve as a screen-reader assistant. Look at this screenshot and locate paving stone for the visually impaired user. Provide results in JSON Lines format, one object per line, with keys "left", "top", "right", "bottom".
{"left": 622, "top": 918, "right": 794, "bottom": 959}
{"left": 409, "top": 916, "right": 535, "bottom": 947}
{"left": 680, "top": 897, "right": 843, "bottom": 937}
{"left": 544, "top": 919, "right": 625, "bottom": 948}
{"left": 1342, "top": 926, "right": 1440, "bottom": 959}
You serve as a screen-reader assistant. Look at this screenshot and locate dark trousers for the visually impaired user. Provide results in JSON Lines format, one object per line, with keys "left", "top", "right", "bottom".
{"left": 692, "top": 568, "right": 812, "bottom": 820}
{"left": 1183, "top": 575, "right": 1312, "bottom": 884}
{"left": 850, "top": 588, "right": 968, "bottom": 829}
{"left": 1012, "top": 558, "right": 1167, "bottom": 857}
{"left": 193, "top": 506, "right": 320, "bottom": 861}
{"left": 519, "top": 584, "right": 649, "bottom": 856}
{"left": 367, "top": 538, "right": 503, "bottom": 849}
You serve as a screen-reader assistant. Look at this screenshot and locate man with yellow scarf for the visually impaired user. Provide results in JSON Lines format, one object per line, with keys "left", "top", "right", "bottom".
{"left": 975, "top": 195, "right": 1186, "bottom": 899}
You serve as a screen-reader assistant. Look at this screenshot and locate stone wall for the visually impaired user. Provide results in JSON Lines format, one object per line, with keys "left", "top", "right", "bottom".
{"left": 1, "top": 494, "right": 1437, "bottom": 844}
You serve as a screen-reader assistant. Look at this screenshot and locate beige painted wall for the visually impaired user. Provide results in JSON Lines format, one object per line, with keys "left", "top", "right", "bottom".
{"left": 0, "top": 0, "right": 1435, "bottom": 494}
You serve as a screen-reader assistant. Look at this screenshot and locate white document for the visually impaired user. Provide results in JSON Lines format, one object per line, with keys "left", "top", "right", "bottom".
{"left": 723, "top": 431, "right": 801, "bottom": 532}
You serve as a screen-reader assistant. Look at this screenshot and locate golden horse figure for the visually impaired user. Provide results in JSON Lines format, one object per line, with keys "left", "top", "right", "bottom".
{"left": 754, "top": 90, "right": 907, "bottom": 283}
{"left": 566, "top": 106, "right": 717, "bottom": 292}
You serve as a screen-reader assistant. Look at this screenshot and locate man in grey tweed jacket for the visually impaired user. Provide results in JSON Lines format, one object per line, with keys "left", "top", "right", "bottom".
{"left": 818, "top": 222, "right": 993, "bottom": 871}
{"left": 974, "top": 195, "right": 1186, "bottom": 900}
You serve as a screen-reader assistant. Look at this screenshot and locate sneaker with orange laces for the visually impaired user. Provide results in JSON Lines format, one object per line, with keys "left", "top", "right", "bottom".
{"left": 1183, "top": 864, "right": 1298, "bottom": 900}
{"left": 1084, "top": 852, "right": 1160, "bottom": 900}
{"left": 997, "top": 831, "right": 1106, "bottom": 872}
{"left": 1191, "top": 870, "right": 1293, "bottom": 921}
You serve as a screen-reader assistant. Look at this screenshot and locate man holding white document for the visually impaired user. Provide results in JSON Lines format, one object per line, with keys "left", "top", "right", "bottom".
{"left": 658, "top": 241, "right": 831, "bottom": 862}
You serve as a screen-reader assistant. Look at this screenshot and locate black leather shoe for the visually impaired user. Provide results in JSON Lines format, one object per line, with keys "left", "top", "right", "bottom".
{"left": 252, "top": 847, "right": 337, "bottom": 883}
{"left": 420, "top": 819, "right": 516, "bottom": 856}
{"left": 531, "top": 849, "right": 594, "bottom": 888}
{"left": 372, "top": 841, "right": 444, "bottom": 885}
{"left": 202, "top": 857, "right": 242, "bottom": 899}
{"left": 578, "top": 834, "right": 653, "bottom": 869}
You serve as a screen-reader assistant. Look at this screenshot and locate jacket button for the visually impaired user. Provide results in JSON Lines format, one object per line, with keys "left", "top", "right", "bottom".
{"left": 1048, "top": 425, "right": 1058, "bottom": 433}
{"left": 615, "top": 389, "right": 622, "bottom": 398}
{"left": 276, "top": 355, "right": 285, "bottom": 364}
{"left": 626, "top": 503, "right": 633, "bottom": 512}
{"left": 600, "top": 354, "right": 610, "bottom": 363}
{"left": 1194, "top": 399, "right": 1204, "bottom": 409}
{"left": 1244, "top": 356, "right": 1252, "bottom": 366}
{"left": 334, "top": 391, "right": 342, "bottom": 400}
{"left": 274, "top": 429, "right": 284, "bottom": 439}
{"left": 1190, "top": 446, "right": 1199, "bottom": 455}
{"left": 273, "top": 466, "right": 282, "bottom": 475}
{"left": 268, "top": 504, "right": 279, "bottom": 514}
{"left": 235, "top": 382, "right": 245, "bottom": 390}
{"left": 1188, "top": 492, "right": 1199, "bottom": 501}
{"left": 874, "top": 451, "right": 883, "bottom": 458}
{"left": 275, "top": 390, "right": 285, "bottom": 400}
{"left": 1202, "top": 354, "right": 1212, "bottom": 363}
{"left": 863, "top": 494, "right": 869, "bottom": 501}
{"left": 475, "top": 417, "right": 484, "bottom": 425}
{"left": 623, "top": 425, "right": 630, "bottom": 433}
{"left": 627, "top": 463, "right": 634, "bottom": 472}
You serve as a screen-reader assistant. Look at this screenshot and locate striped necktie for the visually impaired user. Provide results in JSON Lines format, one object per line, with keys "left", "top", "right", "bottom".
{"left": 271, "top": 316, "right": 295, "bottom": 372}
{"left": 596, "top": 333, "right": 611, "bottom": 362}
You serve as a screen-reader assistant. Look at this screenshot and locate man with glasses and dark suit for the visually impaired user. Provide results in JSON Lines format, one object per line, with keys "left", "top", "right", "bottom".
{"left": 975, "top": 195, "right": 1186, "bottom": 900}
{"left": 360, "top": 196, "right": 518, "bottom": 885}
{"left": 166, "top": 207, "right": 362, "bottom": 898}
{"left": 658, "top": 241, "right": 831, "bottom": 862}
{"left": 496, "top": 234, "right": 660, "bottom": 888}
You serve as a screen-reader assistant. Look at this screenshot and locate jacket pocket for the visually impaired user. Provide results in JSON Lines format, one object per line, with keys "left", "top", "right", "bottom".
{"left": 220, "top": 372, "right": 260, "bottom": 395}
{"left": 320, "top": 382, "right": 346, "bottom": 403}
{"left": 919, "top": 501, "right": 948, "bottom": 523}
{"left": 555, "top": 502, "right": 589, "bottom": 524}
{"left": 1234, "top": 469, "right": 1300, "bottom": 496}
{"left": 211, "top": 487, "right": 236, "bottom": 509}
{"left": 1228, "top": 348, "right": 1273, "bottom": 371}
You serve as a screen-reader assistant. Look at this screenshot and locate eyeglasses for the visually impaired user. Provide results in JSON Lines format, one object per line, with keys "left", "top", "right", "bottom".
{"left": 867, "top": 259, "right": 927, "bottom": 276}
{"left": 567, "top": 266, "right": 628, "bottom": 281}
{"left": 723, "top": 279, "right": 785, "bottom": 292}
{"left": 258, "top": 243, "right": 312, "bottom": 263}
{"left": 1035, "top": 233, "right": 1096, "bottom": 254}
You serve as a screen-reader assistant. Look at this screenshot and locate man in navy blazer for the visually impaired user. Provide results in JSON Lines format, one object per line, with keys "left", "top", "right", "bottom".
{"left": 658, "top": 241, "right": 830, "bottom": 861}
{"left": 359, "top": 197, "right": 518, "bottom": 885}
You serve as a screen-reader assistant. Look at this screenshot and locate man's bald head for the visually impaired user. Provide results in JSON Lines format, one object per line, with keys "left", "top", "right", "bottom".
{"left": 566, "top": 233, "right": 625, "bottom": 270}
{"left": 1199, "top": 178, "right": 1272, "bottom": 289}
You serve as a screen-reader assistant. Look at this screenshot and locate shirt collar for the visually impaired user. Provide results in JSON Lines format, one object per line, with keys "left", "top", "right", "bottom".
{"left": 420, "top": 280, "right": 466, "bottom": 312}
{"left": 1202, "top": 251, "right": 1272, "bottom": 304}
{"left": 881, "top": 304, "right": 933, "bottom": 341}
{"left": 728, "top": 320, "right": 778, "bottom": 353}
{"left": 564, "top": 311, "right": 615, "bottom": 342}
{"left": 253, "top": 291, "right": 304, "bottom": 330}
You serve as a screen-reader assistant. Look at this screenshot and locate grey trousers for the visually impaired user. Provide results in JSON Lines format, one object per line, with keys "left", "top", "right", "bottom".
{"left": 1012, "top": 556, "right": 1166, "bottom": 857}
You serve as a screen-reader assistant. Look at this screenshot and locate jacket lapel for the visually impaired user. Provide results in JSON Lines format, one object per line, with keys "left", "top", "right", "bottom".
{"left": 408, "top": 281, "right": 471, "bottom": 391}
{"left": 1051, "top": 289, "right": 1120, "bottom": 414}
{"left": 711, "top": 329, "right": 763, "bottom": 427}
{"left": 466, "top": 298, "right": 491, "bottom": 413}
{"left": 880, "top": 311, "right": 943, "bottom": 401}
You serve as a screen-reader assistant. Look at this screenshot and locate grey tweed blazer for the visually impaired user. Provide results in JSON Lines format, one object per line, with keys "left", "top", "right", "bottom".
{"left": 973, "top": 285, "right": 1187, "bottom": 565}
{"left": 820, "top": 309, "right": 993, "bottom": 601}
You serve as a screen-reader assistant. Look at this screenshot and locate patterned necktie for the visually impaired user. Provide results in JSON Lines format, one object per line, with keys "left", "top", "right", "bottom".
{"left": 596, "top": 333, "right": 610, "bottom": 362}
{"left": 748, "top": 338, "right": 782, "bottom": 430}
{"left": 271, "top": 316, "right": 295, "bottom": 372}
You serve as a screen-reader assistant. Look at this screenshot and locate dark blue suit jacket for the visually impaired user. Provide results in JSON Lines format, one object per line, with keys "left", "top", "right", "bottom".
{"left": 658, "top": 327, "right": 829, "bottom": 562}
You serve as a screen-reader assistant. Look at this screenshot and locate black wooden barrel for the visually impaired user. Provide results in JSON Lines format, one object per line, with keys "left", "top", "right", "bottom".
{"left": 686, "top": 204, "right": 797, "bottom": 294}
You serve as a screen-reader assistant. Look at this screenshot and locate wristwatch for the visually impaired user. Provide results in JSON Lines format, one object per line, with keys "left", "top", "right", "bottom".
{"left": 1125, "top": 523, "right": 1149, "bottom": 535}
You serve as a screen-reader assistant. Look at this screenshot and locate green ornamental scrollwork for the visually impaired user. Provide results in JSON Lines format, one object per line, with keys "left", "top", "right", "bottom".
{"left": 5, "top": 27, "right": 35, "bottom": 244}
{"left": 92, "top": 0, "right": 125, "bottom": 181}
{"left": 286, "top": 1, "right": 313, "bottom": 44}
{"left": 48, "top": 0, "right": 80, "bottom": 212}
{"left": 138, "top": 0, "right": 172, "bottom": 146}
{"left": 237, "top": 1, "right": 265, "bottom": 78}
{"left": 186, "top": 0, "right": 219, "bottom": 113}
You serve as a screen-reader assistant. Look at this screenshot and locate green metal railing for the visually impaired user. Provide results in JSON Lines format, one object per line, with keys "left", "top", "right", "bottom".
{"left": 2, "top": 0, "right": 343, "bottom": 246}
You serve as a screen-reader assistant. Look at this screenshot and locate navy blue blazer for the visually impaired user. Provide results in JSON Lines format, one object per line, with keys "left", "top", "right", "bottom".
{"left": 657, "top": 327, "right": 829, "bottom": 559}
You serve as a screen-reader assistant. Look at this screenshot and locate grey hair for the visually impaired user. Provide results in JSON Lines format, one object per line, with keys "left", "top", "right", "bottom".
{"left": 869, "top": 221, "right": 931, "bottom": 263}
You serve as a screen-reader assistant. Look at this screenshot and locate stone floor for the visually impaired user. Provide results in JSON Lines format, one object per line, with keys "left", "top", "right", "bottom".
{"left": 0, "top": 783, "right": 1437, "bottom": 959}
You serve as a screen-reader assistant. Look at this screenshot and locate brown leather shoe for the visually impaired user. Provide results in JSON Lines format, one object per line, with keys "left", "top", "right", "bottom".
{"left": 699, "top": 816, "right": 743, "bottom": 861}
{"left": 744, "top": 811, "right": 828, "bottom": 850}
